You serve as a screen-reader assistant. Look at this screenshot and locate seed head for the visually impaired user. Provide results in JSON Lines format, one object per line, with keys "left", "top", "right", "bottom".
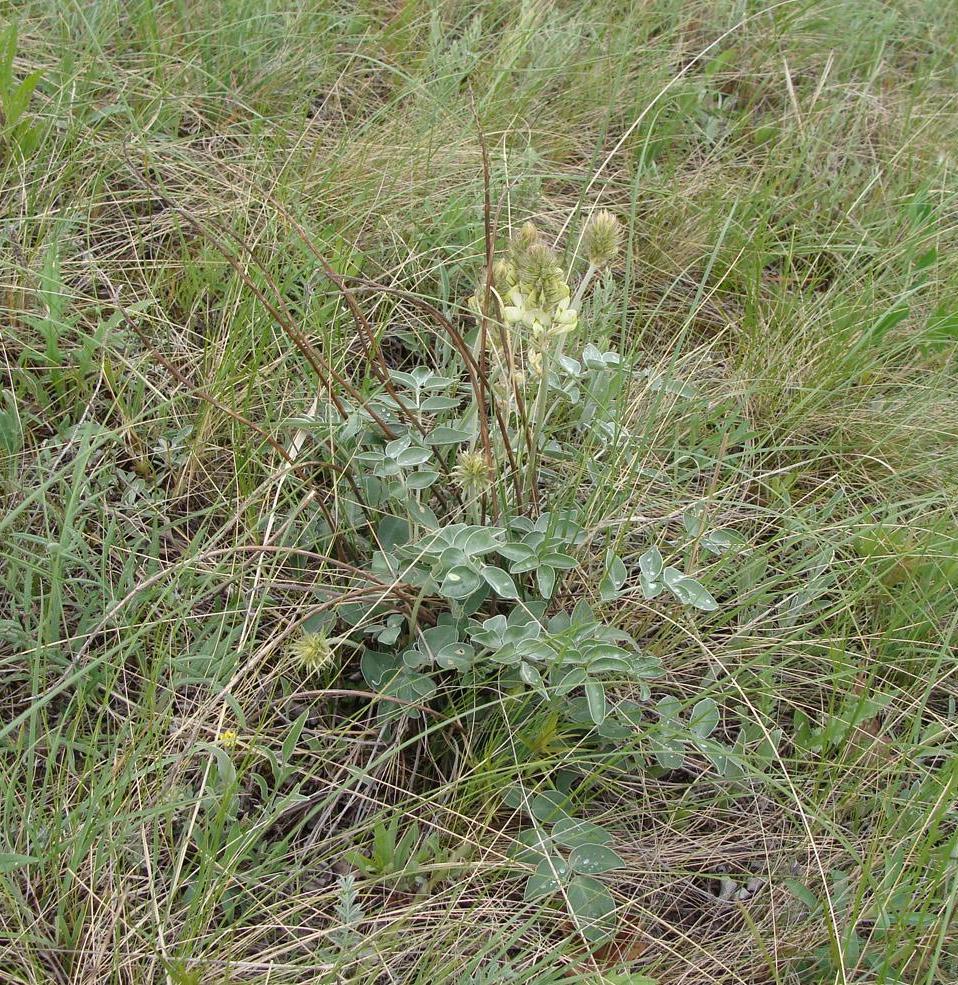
{"left": 291, "top": 631, "right": 335, "bottom": 675}
{"left": 583, "top": 210, "right": 621, "bottom": 268}
{"left": 454, "top": 450, "right": 493, "bottom": 497}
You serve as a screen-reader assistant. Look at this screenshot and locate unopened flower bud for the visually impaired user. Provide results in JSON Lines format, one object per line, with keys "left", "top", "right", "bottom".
{"left": 493, "top": 259, "right": 517, "bottom": 290}
{"left": 516, "top": 243, "right": 570, "bottom": 313}
{"left": 516, "top": 242, "right": 555, "bottom": 287}
{"left": 510, "top": 221, "right": 541, "bottom": 267}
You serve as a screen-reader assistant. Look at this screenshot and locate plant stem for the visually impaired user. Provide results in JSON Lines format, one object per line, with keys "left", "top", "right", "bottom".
{"left": 525, "top": 268, "right": 596, "bottom": 501}
{"left": 526, "top": 339, "right": 555, "bottom": 503}
{"left": 573, "top": 263, "right": 598, "bottom": 308}
{"left": 407, "top": 579, "right": 431, "bottom": 642}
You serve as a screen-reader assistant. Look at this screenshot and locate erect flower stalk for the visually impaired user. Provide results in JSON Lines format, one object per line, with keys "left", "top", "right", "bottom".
{"left": 574, "top": 210, "right": 622, "bottom": 306}
{"left": 466, "top": 214, "right": 618, "bottom": 506}
{"left": 501, "top": 235, "right": 578, "bottom": 499}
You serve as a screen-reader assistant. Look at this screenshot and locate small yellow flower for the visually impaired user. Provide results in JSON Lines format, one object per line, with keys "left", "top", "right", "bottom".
{"left": 502, "top": 284, "right": 525, "bottom": 325}
{"left": 291, "top": 631, "right": 335, "bottom": 674}
{"left": 217, "top": 729, "right": 239, "bottom": 749}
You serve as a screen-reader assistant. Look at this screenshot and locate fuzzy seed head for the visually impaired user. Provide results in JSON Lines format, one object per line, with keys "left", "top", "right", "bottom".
{"left": 291, "top": 631, "right": 334, "bottom": 674}
{"left": 583, "top": 210, "right": 621, "bottom": 268}
{"left": 454, "top": 450, "right": 493, "bottom": 497}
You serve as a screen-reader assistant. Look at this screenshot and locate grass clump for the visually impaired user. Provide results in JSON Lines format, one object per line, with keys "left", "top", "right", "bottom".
{"left": 1, "top": 1, "right": 958, "bottom": 983}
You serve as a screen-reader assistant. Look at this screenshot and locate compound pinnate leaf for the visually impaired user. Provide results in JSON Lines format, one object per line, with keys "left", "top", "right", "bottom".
{"left": 384, "top": 435, "right": 411, "bottom": 457}
{"left": 419, "top": 624, "right": 458, "bottom": 653}
{"left": 640, "top": 571, "right": 664, "bottom": 599}
{"left": 396, "top": 446, "right": 432, "bottom": 467}
{"left": 541, "top": 551, "right": 576, "bottom": 570}
{"left": 690, "top": 697, "right": 720, "bottom": 737}
{"left": 585, "top": 681, "right": 607, "bottom": 725}
{"left": 439, "top": 565, "right": 482, "bottom": 599}
{"left": 502, "top": 784, "right": 524, "bottom": 809}
{"left": 511, "top": 828, "right": 551, "bottom": 863}
{"left": 426, "top": 426, "right": 473, "bottom": 445}
{"left": 498, "top": 542, "right": 536, "bottom": 563}
{"left": 420, "top": 395, "right": 460, "bottom": 412}
{"left": 652, "top": 735, "right": 685, "bottom": 770}
{"left": 361, "top": 649, "right": 403, "bottom": 690}
{"left": 554, "top": 668, "right": 587, "bottom": 695}
{"left": 435, "top": 642, "right": 475, "bottom": 672}
{"left": 600, "top": 550, "right": 628, "bottom": 600}
{"left": 639, "top": 546, "right": 663, "bottom": 579}
{"left": 406, "top": 469, "right": 439, "bottom": 490}
{"left": 536, "top": 563, "right": 556, "bottom": 599}
{"left": 460, "top": 527, "right": 504, "bottom": 555}
{"left": 519, "top": 660, "right": 547, "bottom": 697}
{"left": 662, "top": 567, "right": 718, "bottom": 611}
